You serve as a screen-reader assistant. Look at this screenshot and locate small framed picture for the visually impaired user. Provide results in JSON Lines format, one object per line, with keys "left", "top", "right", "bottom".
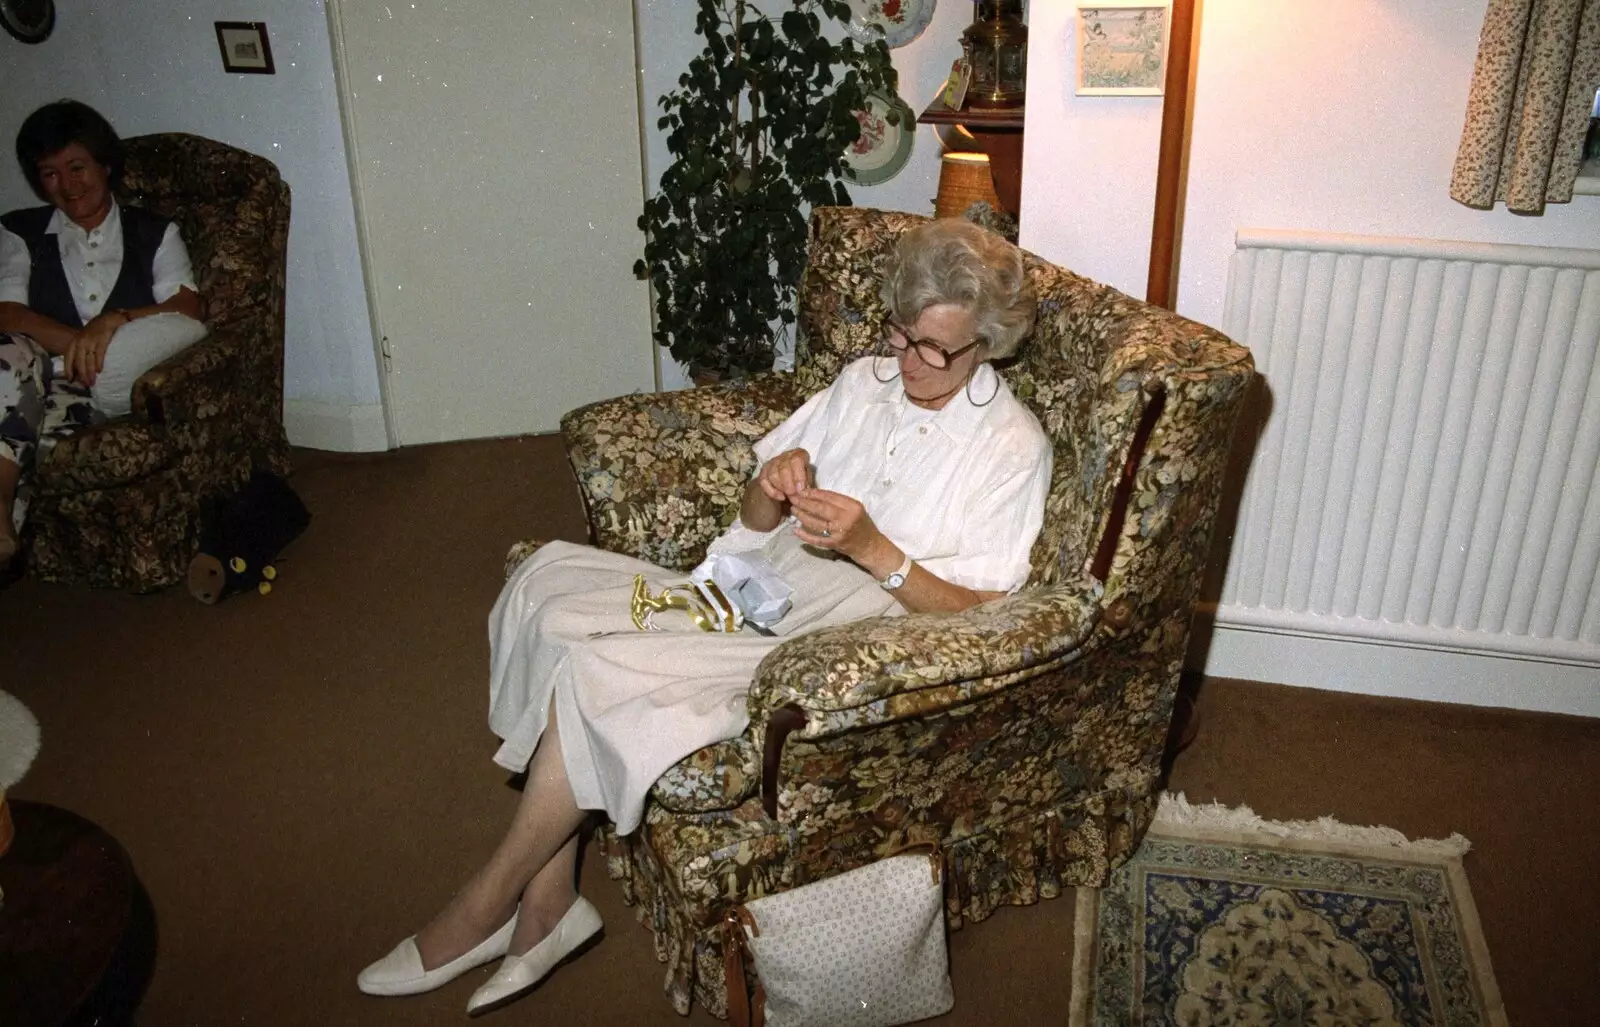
{"left": 1076, "top": 2, "right": 1170, "bottom": 96}
{"left": 215, "top": 21, "right": 275, "bottom": 75}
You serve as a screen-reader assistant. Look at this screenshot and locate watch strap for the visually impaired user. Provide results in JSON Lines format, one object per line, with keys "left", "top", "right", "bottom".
{"left": 881, "top": 552, "right": 914, "bottom": 590}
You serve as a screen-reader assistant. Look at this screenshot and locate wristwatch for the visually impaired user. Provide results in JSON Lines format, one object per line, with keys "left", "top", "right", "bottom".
{"left": 880, "top": 552, "right": 914, "bottom": 590}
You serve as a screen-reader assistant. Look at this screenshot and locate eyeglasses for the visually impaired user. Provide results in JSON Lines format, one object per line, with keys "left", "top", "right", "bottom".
{"left": 882, "top": 320, "right": 983, "bottom": 370}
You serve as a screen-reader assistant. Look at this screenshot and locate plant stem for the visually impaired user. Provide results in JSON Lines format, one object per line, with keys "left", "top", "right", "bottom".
{"left": 729, "top": 0, "right": 744, "bottom": 188}
{"left": 750, "top": 91, "right": 761, "bottom": 178}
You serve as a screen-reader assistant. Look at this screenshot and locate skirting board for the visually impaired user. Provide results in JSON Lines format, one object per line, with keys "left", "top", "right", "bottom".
{"left": 283, "top": 400, "right": 391, "bottom": 452}
{"left": 1191, "top": 618, "right": 1600, "bottom": 719}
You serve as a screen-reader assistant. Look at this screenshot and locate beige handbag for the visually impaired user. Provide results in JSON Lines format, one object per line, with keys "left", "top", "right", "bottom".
{"left": 722, "top": 847, "right": 954, "bottom": 1027}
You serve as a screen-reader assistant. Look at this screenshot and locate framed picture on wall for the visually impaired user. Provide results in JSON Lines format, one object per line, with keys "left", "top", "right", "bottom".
{"left": 215, "top": 21, "right": 275, "bottom": 75}
{"left": 1076, "top": 2, "right": 1170, "bottom": 96}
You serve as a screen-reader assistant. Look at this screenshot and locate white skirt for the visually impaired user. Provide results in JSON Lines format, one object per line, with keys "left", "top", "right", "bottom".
{"left": 487, "top": 532, "right": 901, "bottom": 834}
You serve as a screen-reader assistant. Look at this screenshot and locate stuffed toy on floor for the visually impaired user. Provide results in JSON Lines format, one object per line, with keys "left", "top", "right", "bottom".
{"left": 187, "top": 471, "right": 311, "bottom": 604}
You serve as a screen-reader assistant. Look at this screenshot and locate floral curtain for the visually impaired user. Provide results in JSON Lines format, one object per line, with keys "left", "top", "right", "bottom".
{"left": 1450, "top": 0, "right": 1600, "bottom": 214}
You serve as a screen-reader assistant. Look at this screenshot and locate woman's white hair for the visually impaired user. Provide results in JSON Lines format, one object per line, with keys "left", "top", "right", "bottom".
{"left": 879, "top": 218, "right": 1036, "bottom": 360}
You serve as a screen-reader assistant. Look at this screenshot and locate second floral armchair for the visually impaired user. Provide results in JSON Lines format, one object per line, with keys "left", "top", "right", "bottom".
{"left": 21, "top": 133, "right": 291, "bottom": 590}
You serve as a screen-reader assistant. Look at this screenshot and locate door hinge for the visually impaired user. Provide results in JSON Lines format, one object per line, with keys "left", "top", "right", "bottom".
{"left": 380, "top": 334, "right": 394, "bottom": 373}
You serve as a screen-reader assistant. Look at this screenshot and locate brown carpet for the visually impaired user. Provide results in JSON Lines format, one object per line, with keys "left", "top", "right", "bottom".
{"left": 2, "top": 435, "right": 1596, "bottom": 1025}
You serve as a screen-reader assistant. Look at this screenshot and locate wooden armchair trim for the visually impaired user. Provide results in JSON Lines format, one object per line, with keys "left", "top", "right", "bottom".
{"left": 1089, "top": 385, "right": 1166, "bottom": 585}
{"left": 761, "top": 705, "right": 808, "bottom": 819}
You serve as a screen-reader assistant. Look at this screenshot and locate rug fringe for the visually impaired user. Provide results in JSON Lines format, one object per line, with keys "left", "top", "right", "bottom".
{"left": 1155, "top": 791, "right": 1472, "bottom": 857}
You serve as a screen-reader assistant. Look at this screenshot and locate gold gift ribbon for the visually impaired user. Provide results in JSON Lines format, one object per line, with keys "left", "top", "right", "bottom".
{"left": 630, "top": 575, "right": 741, "bottom": 633}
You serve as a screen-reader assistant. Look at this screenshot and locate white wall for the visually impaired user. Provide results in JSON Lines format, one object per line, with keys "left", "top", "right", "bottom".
{"left": 1016, "top": 4, "right": 1163, "bottom": 292}
{"left": 634, "top": 0, "right": 973, "bottom": 389}
{"left": 0, "top": 1, "right": 380, "bottom": 420}
{"left": 1176, "top": 0, "right": 1600, "bottom": 330}
{"left": 1020, "top": 0, "right": 1600, "bottom": 306}
{"left": 1018, "top": 0, "right": 1600, "bottom": 712}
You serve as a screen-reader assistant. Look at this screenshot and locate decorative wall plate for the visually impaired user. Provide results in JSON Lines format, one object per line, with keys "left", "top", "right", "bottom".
{"left": 0, "top": 0, "right": 55, "bottom": 44}
{"left": 844, "top": 0, "right": 935, "bottom": 49}
{"left": 843, "top": 91, "right": 916, "bottom": 186}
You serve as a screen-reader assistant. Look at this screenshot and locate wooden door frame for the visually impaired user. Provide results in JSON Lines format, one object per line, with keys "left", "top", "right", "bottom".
{"left": 1145, "top": 0, "right": 1199, "bottom": 310}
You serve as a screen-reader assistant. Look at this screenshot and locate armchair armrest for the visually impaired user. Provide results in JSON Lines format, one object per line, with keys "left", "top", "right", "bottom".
{"left": 751, "top": 577, "right": 1106, "bottom": 820}
{"left": 638, "top": 580, "right": 1107, "bottom": 821}
{"left": 130, "top": 316, "right": 259, "bottom": 425}
{"left": 752, "top": 577, "right": 1105, "bottom": 733}
{"left": 560, "top": 371, "right": 813, "bottom": 571}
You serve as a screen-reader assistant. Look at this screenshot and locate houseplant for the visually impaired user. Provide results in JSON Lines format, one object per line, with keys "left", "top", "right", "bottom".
{"left": 635, "top": 0, "right": 899, "bottom": 380}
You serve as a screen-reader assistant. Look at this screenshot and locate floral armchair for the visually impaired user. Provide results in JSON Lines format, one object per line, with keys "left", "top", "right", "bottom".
{"left": 504, "top": 207, "right": 1254, "bottom": 1016}
{"left": 21, "top": 133, "right": 291, "bottom": 590}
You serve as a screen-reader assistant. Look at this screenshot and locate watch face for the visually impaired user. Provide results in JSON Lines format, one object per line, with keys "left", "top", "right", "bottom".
{"left": 885, "top": 572, "right": 907, "bottom": 589}
{"left": 0, "top": 0, "right": 55, "bottom": 43}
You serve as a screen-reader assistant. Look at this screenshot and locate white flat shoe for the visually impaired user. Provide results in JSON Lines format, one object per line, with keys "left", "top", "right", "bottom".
{"left": 357, "top": 912, "right": 518, "bottom": 996}
{"left": 466, "top": 896, "right": 602, "bottom": 1015}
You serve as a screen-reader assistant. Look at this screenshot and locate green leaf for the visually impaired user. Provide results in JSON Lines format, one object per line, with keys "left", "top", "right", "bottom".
{"left": 781, "top": 10, "right": 811, "bottom": 43}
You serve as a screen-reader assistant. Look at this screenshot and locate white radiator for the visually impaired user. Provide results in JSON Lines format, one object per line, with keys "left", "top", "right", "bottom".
{"left": 1213, "top": 229, "right": 1600, "bottom": 694}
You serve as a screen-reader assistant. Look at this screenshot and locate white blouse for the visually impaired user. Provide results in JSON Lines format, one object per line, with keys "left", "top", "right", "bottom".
{"left": 0, "top": 201, "right": 196, "bottom": 324}
{"left": 711, "top": 356, "right": 1052, "bottom": 594}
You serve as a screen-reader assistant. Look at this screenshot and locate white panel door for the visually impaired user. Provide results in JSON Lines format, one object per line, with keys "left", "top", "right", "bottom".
{"left": 328, "top": 0, "right": 654, "bottom": 444}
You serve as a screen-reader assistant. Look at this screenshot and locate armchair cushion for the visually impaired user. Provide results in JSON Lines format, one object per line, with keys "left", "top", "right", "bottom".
{"left": 561, "top": 372, "right": 810, "bottom": 571}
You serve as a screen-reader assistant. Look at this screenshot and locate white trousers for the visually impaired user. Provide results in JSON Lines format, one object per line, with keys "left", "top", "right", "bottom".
{"left": 88, "top": 312, "right": 208, "bottom": 417}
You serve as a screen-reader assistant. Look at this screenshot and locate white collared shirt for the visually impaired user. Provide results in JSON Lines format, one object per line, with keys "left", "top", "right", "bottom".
{"left": 712, "top": 356, "right": 1053, "bottom": 593}
{"left": 0, "top": 200, "right": 195, "bottom": 324}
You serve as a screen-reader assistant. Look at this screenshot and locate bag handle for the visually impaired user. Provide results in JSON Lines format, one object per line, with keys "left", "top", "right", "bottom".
{"left": 723, "top": 907, "right": 765, "bottom": 1027}
{"left": 883, "top": 841, "right": 944, "bottom": 885}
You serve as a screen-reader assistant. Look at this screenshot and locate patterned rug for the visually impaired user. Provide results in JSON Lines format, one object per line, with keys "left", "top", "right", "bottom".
{"left": 1070, "top": 794, "right": 1508, "bottom": 1027}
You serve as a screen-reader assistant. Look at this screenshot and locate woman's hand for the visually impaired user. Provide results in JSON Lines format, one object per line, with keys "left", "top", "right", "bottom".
{"left": 792, "top": 488, "right": 1004, "bottom": 612}
{"left": 789, "top": 489, "right": 898, "bottom": 574}
{"left": 64, "top": 311, "right": 127, "bottom": 385}
{"left": 756, "top": 448, "right": 814, "bottom": 503}
{"left": 741, "top": 448, "right": 814, "bottom": 532}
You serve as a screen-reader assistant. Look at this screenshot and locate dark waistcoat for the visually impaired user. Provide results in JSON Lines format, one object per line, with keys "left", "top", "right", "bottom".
{"left": 0, "top": 203, "right": 170, "bottom": 329}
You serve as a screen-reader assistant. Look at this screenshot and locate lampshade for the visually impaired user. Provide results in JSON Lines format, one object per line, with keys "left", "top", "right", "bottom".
{"left": 934, "top": 152, "right": 1002, "bottom": 219}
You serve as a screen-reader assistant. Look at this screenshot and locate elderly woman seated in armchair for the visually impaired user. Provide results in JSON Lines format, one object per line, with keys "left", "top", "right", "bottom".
{"left": 358, "top": 218, "right": 1053, "bottom": 1014}
{"left": 0, "top": 99, "right": 207, "bottom": 565}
